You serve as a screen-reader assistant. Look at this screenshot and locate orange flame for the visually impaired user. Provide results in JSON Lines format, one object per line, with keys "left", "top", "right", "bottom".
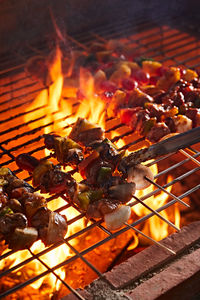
{"left": 0, "top": 47, "right": 181, "bottom": 295}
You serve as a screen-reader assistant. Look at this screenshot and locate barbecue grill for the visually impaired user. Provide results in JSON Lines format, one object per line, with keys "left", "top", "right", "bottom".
{"left": 0, "top": 1, "right": 200, "bottom": 299}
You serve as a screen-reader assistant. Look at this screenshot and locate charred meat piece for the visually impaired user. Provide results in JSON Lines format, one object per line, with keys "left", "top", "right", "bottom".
{"left": 108, "top": 182, "right": 136, "bottom": 203}
{"left": 0, "top": 167, "right": 34, "bottom": 196}
{"left": 0, "top": 166, "right": 68, "bottom": 250}
{"left": 128, "top": 88, "right": 153, "bottom": 107}
{"left": 69, "top": 118, "right": 104, "bottom": 146}
{"left": 146, "top": 122, "right": 170, "bottom": 143}
{"left": 31, "top": 207, "right": 67, "bottom": 246}
{"left": 16, "top": 154, "right": 76, "bottom": 195}
{"left": 91, "top": 138, "right": 126, "bottom": 168}
{"left": 0, "top": 210, "right": 27, "bottom": 235}
{"left": 44, "top": 134, "right": 84, "bottom": 166}
{"left": 8, "top": 227, "right": 38, "bottom": 251}
{"left": 86, "top": 198, "right": 119, "bottom": 219}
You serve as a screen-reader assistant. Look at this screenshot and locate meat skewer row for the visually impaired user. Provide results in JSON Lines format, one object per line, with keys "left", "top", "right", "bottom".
{"left": 42, "top": 119, "right": 153, "bottom": 230}
{"left": 16, "top": 154, "right": 77, "bottom": 195}
{"left": 0, "top": 167, "right": 67, "bottom": 251}
{"left": 16, "top": 146, "right": 154, "bottom": 231}
{"left": 26, "top": 39, "right": 200, "bottom": 144}
{"left": 43, "top": 117, "right": 154, "bottom": 190}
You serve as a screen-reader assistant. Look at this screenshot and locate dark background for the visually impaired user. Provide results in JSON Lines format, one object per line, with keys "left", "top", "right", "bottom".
{"left": 0, "top": 0, "right": 198, "bottom": 55}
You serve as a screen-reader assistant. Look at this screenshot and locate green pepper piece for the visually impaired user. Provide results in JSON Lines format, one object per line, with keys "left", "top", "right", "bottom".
{"left": 78, "top": 192, "right": 91, "bottom": 210}
{"left": 97, "top": 167, "right": 112, "bottom": 184}
{"left": 0, "top": 206, "right": 13, "bottom": 217}
{"left": 89, "top": 190, "right": 103, "bottom": 202}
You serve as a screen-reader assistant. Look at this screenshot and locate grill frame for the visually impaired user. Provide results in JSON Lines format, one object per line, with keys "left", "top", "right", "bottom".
{"left": 0, "top": 16, "right": 200, "bottom": 299}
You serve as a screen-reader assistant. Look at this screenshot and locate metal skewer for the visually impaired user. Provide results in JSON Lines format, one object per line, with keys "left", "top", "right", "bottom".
{"left": 179, "top": 149, "right": 200, "bottom": 167}
{"left": 145, "top": 176, "right": 190, "bottom": 207}
{"left": 130, "top": 195, "right": 180, "bottom": 232}
{"left": 124, "top": 222, "right": 176, "bottom": 255}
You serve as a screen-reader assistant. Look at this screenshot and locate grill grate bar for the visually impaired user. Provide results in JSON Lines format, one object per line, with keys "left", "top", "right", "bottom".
{"left": 0, "top": 81, "right": 38, "bottom": 99}
{"left": 0, "top": 16, "right": 200, "bottom": 299}
{"left": 28, "top": 248, "right": 85, "bottom": 300}
{"left": 155, "top": 151, "right": 200, "bottom": 178}
{"left": 145, "top": 176, "right": 189, "bottom": 207}
{"left": 134, "top": 166, "right": 200, "bottom": 205}
{"left": 0, "top": 183, "right": 197, "bottom": 299}
{"left": 132, "top": 195, "right": 179, "bottom": 231}
{"left": 134, "top": 33, "right": 193, "bottom": 56}
{"left": 0, "top": 106, "right": 46, "bottom": 137}
{"left": 125, "top": 222, "right": 176, "bottom": 255}
{"left": 64, "top": 240, "right": 103, "bottom": 277}
{"left": 0, "top": 86, "right": 43, "bottom": 110}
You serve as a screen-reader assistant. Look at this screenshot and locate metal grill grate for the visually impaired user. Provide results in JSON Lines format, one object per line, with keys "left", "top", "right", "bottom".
{"left": 0, "top": 16, "right": 200, "bottom": 299}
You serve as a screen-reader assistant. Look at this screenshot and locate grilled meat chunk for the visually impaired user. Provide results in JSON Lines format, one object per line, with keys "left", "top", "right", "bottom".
{"left": 0, "top": 166, "right": 68, "bottom": 250}
{"left": 69, "top": 117, "right": 104, "bottom": 146}
{"left": 44, "top": 134, "right": 84, "bottom": 166}
{"left": 31, "top": 207, "right": 67, "bottom": 246}
{"left": 16, "top": 154, "right": 76, "bottom": 195}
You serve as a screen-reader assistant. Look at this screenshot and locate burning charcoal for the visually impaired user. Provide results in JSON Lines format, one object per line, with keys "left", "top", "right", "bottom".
{"left": 44, "top": 134, "right": 84, "bottom": 166}
{"left": 8, "top": 227, "right": 38, "bottom": 251}
{"left": 127, "top": 164, "right": 154, "bottom": 190}
{"left": 104, "top": 205, "right": 131, "bottom": 231}
{"left": 31, "top": 207, "right": 67, "bottom": 246}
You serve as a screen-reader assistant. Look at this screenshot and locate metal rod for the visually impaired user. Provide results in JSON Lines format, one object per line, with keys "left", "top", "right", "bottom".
{"left": 63, "top": 239, "right": 103, "bottom": 277}
{"left": 179, "top": 149, "right": 200, "bottom": 167}
{"left": 124, "top": 222, "right": 176, "bottom": 255}
{"left": 132, "top": 195, "right": 180, "bottom": 232}
{"left": 28, "top": 248, "right": 85, "bottom": 300}
{"left": 145, "top": 177, "right": 190, "bottom": 207}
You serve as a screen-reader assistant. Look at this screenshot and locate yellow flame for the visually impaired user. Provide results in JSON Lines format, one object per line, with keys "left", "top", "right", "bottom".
{"left": 1, "top": 47, "right": 181, "bottom": 294}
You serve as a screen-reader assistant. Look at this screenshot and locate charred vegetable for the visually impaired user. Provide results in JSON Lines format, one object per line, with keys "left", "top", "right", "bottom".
{"left": 44, "top": 134, "right": 84, "bottom": 166}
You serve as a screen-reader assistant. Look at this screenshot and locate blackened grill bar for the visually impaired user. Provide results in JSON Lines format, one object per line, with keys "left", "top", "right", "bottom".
{"left": 0, "top": 11, "right": 200, "bottom": 299}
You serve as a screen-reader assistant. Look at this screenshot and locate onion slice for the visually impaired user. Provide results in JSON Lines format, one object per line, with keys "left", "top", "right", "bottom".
{"left": 104, "top": 205, "right": 131, "bottom": 231}
{"left": 127, "top": 164, "right": 154, "bottom": 190}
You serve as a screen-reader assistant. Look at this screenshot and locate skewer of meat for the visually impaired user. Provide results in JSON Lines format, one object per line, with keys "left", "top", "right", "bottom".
{"left": 0, "top": 167, "right": 68, "bottom": 250}
{"left": 16, "top": 154, "right": 77, "bottom": 195}
{"left": 41, "top": 119, "right": 154, "bottom": 230}
{"left": 15, "top": 152, "right": 136, "bottom": 230}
